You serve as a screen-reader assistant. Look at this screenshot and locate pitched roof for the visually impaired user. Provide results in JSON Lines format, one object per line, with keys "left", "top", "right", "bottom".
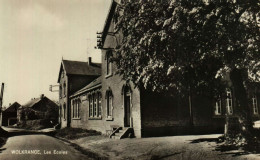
{"left": 70, "top": 76, "right": 102, "bottom": 98}
{"left": 101, "top": 0, "right": 118, "bottom": 46}
{"left": 4, "top": 102, "right": 21, "bottom": 113}
{"left": 22, "top": 98, "right": 42, "bottom": 108}
{"left": 58, "top": 60, "right": 101, "bottom": 82}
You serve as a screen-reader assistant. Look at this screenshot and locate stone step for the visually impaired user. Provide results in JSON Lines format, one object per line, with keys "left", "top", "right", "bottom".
{"left": 112, "top": 135, "right": 120, "bottom": 139}
{"left": 115, "top": 132, "right": 122, "bottom": 136}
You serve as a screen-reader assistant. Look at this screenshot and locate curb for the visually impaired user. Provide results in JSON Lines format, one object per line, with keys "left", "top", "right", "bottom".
{"left": 54, "top": 136, "right": 109, "bottom": 160}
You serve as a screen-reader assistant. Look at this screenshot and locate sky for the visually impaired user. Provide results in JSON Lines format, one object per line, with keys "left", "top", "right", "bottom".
{"left": 0, "top": 0, "right": 111, "bottom": 107}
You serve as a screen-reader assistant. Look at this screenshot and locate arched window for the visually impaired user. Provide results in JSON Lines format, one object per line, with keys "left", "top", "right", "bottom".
{"left": 59, "top": 85, "right": 62, "bottom": 98}
{"left": 106, "top": 89, "right": 113, "bottom": 119}
{"left": 106, "top": 51, "right": 112, "bottom": 75}
{"left": 215, "top": 96, "right": 222, "bottom": 115}
{"left": 63, "top": 82, "right": 66, "bottom": 96}
{"left": 63, "top": 103, "right": 66, "bottom": 119}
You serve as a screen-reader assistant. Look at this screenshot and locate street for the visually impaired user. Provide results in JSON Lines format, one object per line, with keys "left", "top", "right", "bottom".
{"left": 0, "top": 134, "right": 93, "bottom": 160}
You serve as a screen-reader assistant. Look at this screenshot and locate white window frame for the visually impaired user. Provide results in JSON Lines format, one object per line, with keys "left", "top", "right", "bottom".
{"left": 226, "top": 89, "right": 233, "bottom": 115}
{"left": 89, "top": 96, "right": 93, "bottom": 117}
{"left": 253, "top": 94, "right": 258, "bottom": 114}
{"left": 94, "top": 94, "right": 97, "bottom": 117}
{"left": 107, "top": 91, "right": 113, "bottom": 119}
{"left": 215, "top": 97, "right": 222, "bottom": 115}
{"left": 98, "top": 93, "right": 102, "bottom": 117}
{"left": 106, "top": 51, "right": 113, "bottom": 76}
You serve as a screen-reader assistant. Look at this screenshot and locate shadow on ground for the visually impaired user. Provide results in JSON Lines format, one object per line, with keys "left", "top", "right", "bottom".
{"left": 190, "top": 137, "right": 260, "bottom": 157}
{"left": 150, "top": 152, "right": 182, "bottom": 160}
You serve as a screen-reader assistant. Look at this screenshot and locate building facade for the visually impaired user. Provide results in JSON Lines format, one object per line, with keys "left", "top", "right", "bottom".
{"left": 61, "top": 0, "right": 260, "bottom": 138}
{"left": 1, "top": 102, "right": 20, "bottom": 126}
{"left": 57, "top": 59, "right": 101, "bottom": 128}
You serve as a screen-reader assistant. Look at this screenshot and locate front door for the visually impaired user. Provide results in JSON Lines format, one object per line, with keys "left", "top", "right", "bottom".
{"left": 124, "top": 94, "right": 131, "bottom": 127}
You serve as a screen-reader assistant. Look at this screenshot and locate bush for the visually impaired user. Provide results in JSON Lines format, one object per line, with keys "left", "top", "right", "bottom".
{"left": 55, "top": 127, "right": 101, "bottom": 140}
{"left": 17, "top": 119, "right": 57, "bottom": 130}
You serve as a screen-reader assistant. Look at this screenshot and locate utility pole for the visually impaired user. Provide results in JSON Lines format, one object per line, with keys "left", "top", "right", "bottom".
{"left": 0, "top": 83, "right": 4, "bottom": 127}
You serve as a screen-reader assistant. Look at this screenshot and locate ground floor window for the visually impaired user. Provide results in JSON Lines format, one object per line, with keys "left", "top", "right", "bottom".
{"left": 253, "top": 94, "right": 258, "bottom": 114}
{"left": 226, "top": 89, "right": 233, "bottom": 115}
{"left": 106, "top": 90, "right": 113, "bottom": 118}
{"left": 89, "top": 92, "right": 102, "bottom": 118}
{"left": 72, "top": 98, "right": 81, "bottom": 118}
{"left": 63, "top": 103, "right": 66, "bottom": 119}
{"left": 215, "top": 97, "right": 222, "bottom": 115}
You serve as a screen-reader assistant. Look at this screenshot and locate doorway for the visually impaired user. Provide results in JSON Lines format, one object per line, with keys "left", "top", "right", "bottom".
{"left": 124, "top": 86, "right": 131, "bottom": 127}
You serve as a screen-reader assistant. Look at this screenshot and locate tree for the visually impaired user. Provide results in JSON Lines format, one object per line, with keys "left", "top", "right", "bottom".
{"left": 113, "top": 0, "right": 260, "bottom": 143}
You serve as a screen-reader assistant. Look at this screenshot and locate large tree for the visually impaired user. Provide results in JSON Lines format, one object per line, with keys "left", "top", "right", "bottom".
{"left": 113, "top": 0, "right": 260, "bottom": 143}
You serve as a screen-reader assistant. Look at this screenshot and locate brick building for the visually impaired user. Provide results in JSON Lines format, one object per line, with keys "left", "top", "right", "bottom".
{"left": 61, "top": 0, "right": 260, "bottom": 138}
{"left": 57, "top": 59, "right": 101, "bottom": 128}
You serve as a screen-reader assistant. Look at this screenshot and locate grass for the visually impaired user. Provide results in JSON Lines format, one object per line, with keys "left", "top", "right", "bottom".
{"left": 0, "top": 128, "right": 8, "bottom": 148}
{"left": 55, "top": 127, "right": 102, "bottom": 140}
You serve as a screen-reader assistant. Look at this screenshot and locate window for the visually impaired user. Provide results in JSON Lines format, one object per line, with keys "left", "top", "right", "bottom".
{"left": 63, "top": 103, "right": 66, "bottom": 119}
{"left": 106, "top": 90, "right": 113, "bottom": 118}
{"left": 63, "top": 82, "right": 66, "bottom": 96}
{"left": 72, "top": 99, "right": 80, "bottom": 119}
{"left": 59, "top": 85, "right": 62, "bottom": 98}
{"left": 215, "top": 97, "right": 222, "bottom": 115}
{"left": 226, "top": 89, "right": 233, "bottom": 115}
{"left": 98, "top": 93, "right": 102, "bottom": 117}
{"left": 77, "top": 99, "right": 80, "bottom": 118}
{"left": 94, "top": 94, "right": 97, "bottom": 117}
{"left": 106, "top": 51, "right": 112, "bottom": 75}
{"left": 253, "top": 94, "right": 258, "bottom": 114}
{"left": 89, "top": 96, "right": 93, "bottom": 117}
{"left": 89, "top": 92, "right": 102, "bottom": 118}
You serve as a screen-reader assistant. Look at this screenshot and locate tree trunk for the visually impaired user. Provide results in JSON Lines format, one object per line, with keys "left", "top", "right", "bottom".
{"left": 225, "top": 68, "right": 253, "bottom": 142}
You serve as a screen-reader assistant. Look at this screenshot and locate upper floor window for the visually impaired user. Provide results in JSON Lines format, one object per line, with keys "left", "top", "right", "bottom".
{"left": 252, "top": 94, "right": 258, "bottom": 114}
{"left": 63, "top": 82, "right": 66, "bottom": 96}
{"left": 59, "top": 85, "right": 62, "bottom": 98}
{"left": 215, "top": 96, "right": 222, "bottom": 115}
{"left": 106, "top": 51, "right": 113, "bottom": 76}
{"left": 226, "top": 89, "right": 233, "bottom": 115}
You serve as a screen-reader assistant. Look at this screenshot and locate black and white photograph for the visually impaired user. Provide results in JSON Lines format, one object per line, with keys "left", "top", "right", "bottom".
{"left": 0, "top": 0, "right": 259, "bottom": 159}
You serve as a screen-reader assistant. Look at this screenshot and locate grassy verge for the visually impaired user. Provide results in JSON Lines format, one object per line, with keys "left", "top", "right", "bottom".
{"left": 0, "top": 128, "right": 8, "bottom": 148}
{"left": 54, "top": 127, "right": 101, "bottom": 140}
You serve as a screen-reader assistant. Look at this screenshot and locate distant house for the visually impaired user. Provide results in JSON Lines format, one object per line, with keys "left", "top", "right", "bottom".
{"left": 17, "top": 94, "right": 59, "bottom": 124}
{"left": 57, "top": 58, "right": 101, "bottom": 128}
{"left": 1, "top": 102, "right": 21, "bottom": 126}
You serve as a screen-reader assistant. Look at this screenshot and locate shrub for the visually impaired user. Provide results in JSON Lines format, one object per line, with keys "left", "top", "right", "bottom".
{"left": 55, "top": 127, "right": 101, "bottom": 140}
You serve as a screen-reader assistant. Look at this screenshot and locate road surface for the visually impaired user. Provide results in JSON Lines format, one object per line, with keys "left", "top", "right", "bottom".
{"left": 0, "top": 134, "right": 93, "bottom": 160}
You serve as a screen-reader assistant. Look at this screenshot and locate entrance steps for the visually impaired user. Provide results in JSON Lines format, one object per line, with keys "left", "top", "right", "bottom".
{"left": 109, "top": 127, "right": 134, "bottom": 139}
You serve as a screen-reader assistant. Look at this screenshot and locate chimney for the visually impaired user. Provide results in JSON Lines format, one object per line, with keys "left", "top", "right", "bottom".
{"left": 40, "top": 94, "right": 44, "bottom": 99}
{"left": 88, "top": 57, "right": 92, "bottom": 65}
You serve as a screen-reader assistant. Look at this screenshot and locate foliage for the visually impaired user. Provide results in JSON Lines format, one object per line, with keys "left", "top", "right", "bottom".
{"left": 114, "top": 0, "right": 260, "bottom": 94}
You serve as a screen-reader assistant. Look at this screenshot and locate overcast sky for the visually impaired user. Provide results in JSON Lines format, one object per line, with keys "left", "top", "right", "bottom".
{"left": 0, "top": 0, "right": 111, "bottom": 107}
